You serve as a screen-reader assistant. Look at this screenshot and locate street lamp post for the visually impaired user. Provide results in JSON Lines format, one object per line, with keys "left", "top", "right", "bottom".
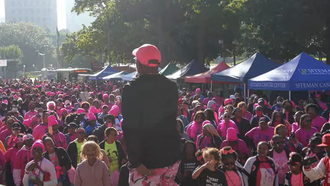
{"left": 218, "top": 40, "right": 225, "bottom": 63}
{"left": 36, "top": 51, "right": 46, "bottom": 79}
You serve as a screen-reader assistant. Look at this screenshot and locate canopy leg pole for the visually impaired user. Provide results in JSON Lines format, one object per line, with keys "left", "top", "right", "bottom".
{"left": 308, "top": 91, "right": 311, "bottom": 98}
{"left": 244, "top": 83, "right": 247, "bottom": 102}
{"left": 289, "top": 91, "right": 292, "bottom": 101}
{"left": 211, "top": 81, "right": 213, "bottom": 92}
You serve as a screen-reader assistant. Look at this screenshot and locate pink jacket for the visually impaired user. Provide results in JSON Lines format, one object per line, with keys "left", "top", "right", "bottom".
{"left": 13, "top": 145, "right": 33, "bottom": 186}
{"left": 74, "top": 159, "right": 111, "bottom": 186}
{"left": 217, "top": 120, "right": 239, "bottom": 138}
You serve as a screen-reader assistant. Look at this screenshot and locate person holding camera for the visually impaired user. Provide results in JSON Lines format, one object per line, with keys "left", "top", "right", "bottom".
{"left": 303, "top": 133, "right": 330, "bottom": 186}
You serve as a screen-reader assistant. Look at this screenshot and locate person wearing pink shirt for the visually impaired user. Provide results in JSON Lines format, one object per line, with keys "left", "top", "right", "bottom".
{"left": 0, "top": 117, "right": 14, "bottom": 144}
{"left": 220, "top": 127, "right": 249, "bottom": 164}
{"left": 4, "top": 122, "right": 21, "bottom": 149}
{"left": 237, "top": 101, "right": 252, "bottom": 122}
{"left": 23, "top": 102, "right": 38, "bottom": 120}
{"left": 43, "top": 115, "right": 68, "bottom": 150}
{"left": 306, "top": 103, "right": 327, "bottom": 131}
{"left": 186, "top": 111, "right": 206, "bottom": 141}
{"left": 291, "top": 111, "right": 304, "bottom": 133}
{"left": 13, "top": 134, "right": 34, "bottom": 186}
{"left": 217, "top": 112, "right": 238, "bottom": 138}
{"left": 245, "top": 117, "right": 275, "bottom": 149}
{"left": 268, "top": 111, "right": 292, "bottom": 137}
{"left": 4, "top": 133, "right": 24, "bottom": 186}
{"left": 295, "top": 114, "right": 319, "bottom": 147}
{"left": 32, "top": 111, "right": 50, "bottom": 140}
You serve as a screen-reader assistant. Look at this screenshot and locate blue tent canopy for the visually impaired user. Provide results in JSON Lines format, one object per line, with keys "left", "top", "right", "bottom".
{"left": 211, "top": 53, "right": 279, "bottom": 83}
{"left": 166, "top": 59, "right": 208, "bottom": 80}
{"left": 248, "top": 53, "right": 330, "bottom": 91}
{"left": 89, "top": 66, "right": 118, "bottom": 80}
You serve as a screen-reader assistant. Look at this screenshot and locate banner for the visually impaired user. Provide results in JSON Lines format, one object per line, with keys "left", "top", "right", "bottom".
{"left": 0, "top": 60, "right": 7, "bottom": 67}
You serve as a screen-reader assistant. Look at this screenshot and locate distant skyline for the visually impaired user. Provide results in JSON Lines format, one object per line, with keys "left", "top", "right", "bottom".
{"left": 0, "top": 0, "right": 66, "bottom": 30}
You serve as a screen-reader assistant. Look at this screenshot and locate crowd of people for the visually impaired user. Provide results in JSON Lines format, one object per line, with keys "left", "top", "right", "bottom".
{"left": 0, "top": 44, "right": 330, "bottom": 186}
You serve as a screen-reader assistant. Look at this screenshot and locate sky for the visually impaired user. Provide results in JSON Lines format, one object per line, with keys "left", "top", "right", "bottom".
{"left": 0, "top": 0, "right": 67, "bottom": 29}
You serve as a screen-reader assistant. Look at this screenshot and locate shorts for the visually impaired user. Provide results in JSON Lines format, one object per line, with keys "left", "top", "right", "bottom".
{"left": 129, "top": 161, "right": 180, "bottom": 186}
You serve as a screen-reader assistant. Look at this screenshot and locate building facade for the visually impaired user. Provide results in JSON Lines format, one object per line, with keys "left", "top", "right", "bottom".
{"left": 4, "top": 0, "right": 57, "bottom": 32}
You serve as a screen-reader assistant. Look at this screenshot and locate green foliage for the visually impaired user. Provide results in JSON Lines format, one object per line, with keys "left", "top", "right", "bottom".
{"left": 0, "top": 22, "right": 56, "bottom": 71}
{"left": 62, "top": 0, "right": 245, "bottom": 66}
{"left": 0, "top": 45, "right": 23, "bottom": 61}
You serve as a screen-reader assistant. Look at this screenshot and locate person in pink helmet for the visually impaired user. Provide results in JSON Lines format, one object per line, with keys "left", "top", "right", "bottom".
{"left": 122, "top": 44, "right": 181, "bottom": 185}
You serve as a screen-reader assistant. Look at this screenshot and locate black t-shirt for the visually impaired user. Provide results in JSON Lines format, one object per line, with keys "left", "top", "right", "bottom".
{"left": 179, "top": 160, "right": 200, "bottom": 186}
{"left": 197, "top": 168, "right": 228, "bottom": 186}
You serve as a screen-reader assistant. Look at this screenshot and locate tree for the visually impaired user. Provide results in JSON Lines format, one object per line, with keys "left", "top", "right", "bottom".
{"left": 241, "top": 0, "right": 330, "bottom": 63}
{"left": 0, "top": 45, "right": 24, "bottom": 78}
{"left": 62, "top": 0, "right": 245, "bottom": 67}
{"left": 0, "top": 22, "right": 56, "bottom": 71}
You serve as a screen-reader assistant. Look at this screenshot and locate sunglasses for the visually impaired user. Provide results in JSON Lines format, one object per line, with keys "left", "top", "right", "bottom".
{"left": 224, "top": 162, "right": 235, "bottom": 166}
{"left": 275, "top": 141, "right": 285, "bottom": 145}
{"left": 224, "top": 116, "right": 230, "bottom": 118}
{"left": 305, "top": 120, "right": 312, "bottom": 123}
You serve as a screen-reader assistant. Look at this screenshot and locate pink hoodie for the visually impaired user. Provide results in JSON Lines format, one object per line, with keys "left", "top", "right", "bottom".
{"left": 217, "top": 120, "right": 239, "bottom": 138}
{"left": 13, "top": 145, "right": 33, "bottom": 186}
{"left": 186, "top": 121, "right": 203, "bottom": 141}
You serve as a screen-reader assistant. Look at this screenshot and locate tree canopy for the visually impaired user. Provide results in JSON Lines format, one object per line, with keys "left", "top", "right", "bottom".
{"left": 60, "top": 0, "right": 330, "bottom": 66}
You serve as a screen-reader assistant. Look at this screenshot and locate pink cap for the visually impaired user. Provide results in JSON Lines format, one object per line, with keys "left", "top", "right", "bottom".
{"left": 48, "top": 115, "right": 58, "bottom": 126}
{"left": 103, "top": 94, "right": 109, "bottom": 100}
{"left": 2, "top": 100, "right": 8, "bottom": 105}
{"left": 224, "top": 98, "right": 233, "bottom": 106}
{"left": 195, "top": 88, "right": 201, "bottom": 93}
{"left": 32, "top": 139, "right": 45, "bottom": 152}
{"left": 227, "top": 127, "right": 237, "bottom": 141}
{"left": 77, "top": 108, "right": 86, "bottom": 115}
{"left": 109, "top": 105, "right": 120, "bottom": 117}
{"left": 89, "top": 106, "right": 99, "bottom": 114}
{"left": 315, "top": 94, "right": 321, "bottom": 98}
{"left": 88, "top": 112, "right": 96, "bottom": 121}
{"left": 132, "top": 44, "right": 161, "bottom": 67}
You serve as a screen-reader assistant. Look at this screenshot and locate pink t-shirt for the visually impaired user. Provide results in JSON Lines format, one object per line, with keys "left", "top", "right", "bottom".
{"left": 32, "top": 124, "right": 48, "bottom": 140}
{"left": 225, "top": 170, "right": 241, "bottom": 186}
{"left": 245, "top": 126, "right": 275, "bottom": 147}
{"left": 273, "top": 150, "right": 289, "bottom": 184}
{"left": 291, "top": 122, "right": 299, "bottom": 133}
{"left": 291, "top": 172, "right": 304, "bottom": 186}
{"left": 295, "top": 127, "right": 319, "bottom": 147}
{"left": 24, "top": 110, "right": 38, "bottom": 120}
{"left": 217, "top": 120, "right": 239, "bottom": 138}
{"left": 311, "top": 116, "right": 326, "bottom": 131}
{"left": 256, "top": 158, "right": 276, "bottom": 186}
{"left": 220, "top": 139, "right": 249, "bottom": 156}
{"left": 242, "top": 111, "right": 253, "bottom": 122}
